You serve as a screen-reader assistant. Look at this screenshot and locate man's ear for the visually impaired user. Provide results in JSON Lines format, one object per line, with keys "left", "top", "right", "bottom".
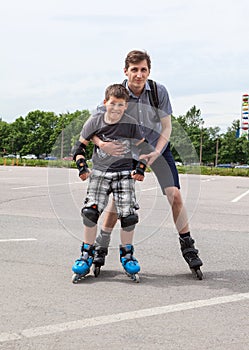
{"left": 103, "top": 99, "right": 107, "bottom": 105}
{"left": 124, "top": 68, "right": 128, "bottom": 76}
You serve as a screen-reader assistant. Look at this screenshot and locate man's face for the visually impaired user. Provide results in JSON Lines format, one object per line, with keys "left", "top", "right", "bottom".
{"left": 124, "top": 59, "right": 150, "bottom": 91}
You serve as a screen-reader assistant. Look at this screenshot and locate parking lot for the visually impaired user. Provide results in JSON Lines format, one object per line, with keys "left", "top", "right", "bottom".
{"left": 1, "top": 166, "right": 249, "bottom": 349}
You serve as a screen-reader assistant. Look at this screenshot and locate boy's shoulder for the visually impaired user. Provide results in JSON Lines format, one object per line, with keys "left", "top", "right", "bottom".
{"left": 121, "top": 112, "right": 138, "bottom": 125}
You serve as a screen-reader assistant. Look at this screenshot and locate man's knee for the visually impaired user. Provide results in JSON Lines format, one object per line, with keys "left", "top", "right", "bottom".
{"left": 81, "top": 205, "right": 99, "bottom": 227}
{"left": 165, "top": 187, "right": 182, "bottom": 206}
{"left": 120, "top": 213, "right": 139, "bottom": 232}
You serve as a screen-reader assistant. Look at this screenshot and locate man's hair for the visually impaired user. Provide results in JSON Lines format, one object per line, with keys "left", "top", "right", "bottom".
{"left": 105, "top": 84, "right": 129, "bottom": 102}
{"left": 125, "top": 50, "right": 151, "bottom": 71}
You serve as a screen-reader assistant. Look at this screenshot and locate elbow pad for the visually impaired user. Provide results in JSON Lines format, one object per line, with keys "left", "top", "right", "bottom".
{"left": 72, "top": 141, "right": 87, "bottom": 161}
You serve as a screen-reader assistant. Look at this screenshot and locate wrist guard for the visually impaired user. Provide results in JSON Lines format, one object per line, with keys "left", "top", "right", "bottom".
{"left": 134, "top": 159, "right": 147, "bottom": 176}
{"left": 72, "top": 141, "right": 86, "bottom": 161}
{"left": 76, "top": 158, "right": 89, "bottom": 176}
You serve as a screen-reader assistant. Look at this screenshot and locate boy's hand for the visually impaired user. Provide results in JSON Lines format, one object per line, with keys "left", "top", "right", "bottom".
{"left": 131, "top": 172, "right": 144, "bottom": 181}
{"left": 131, "top": 159, "right": 147, "bottom": 181}
{"left": 76, "top": 158, "right": 90, "bottom": 181}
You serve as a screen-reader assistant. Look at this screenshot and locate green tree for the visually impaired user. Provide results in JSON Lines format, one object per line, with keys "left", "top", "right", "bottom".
{"left": 21, "top": 110, "right": 59, "bottom": 157}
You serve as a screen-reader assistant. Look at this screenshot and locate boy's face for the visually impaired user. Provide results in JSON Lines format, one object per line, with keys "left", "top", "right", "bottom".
{"left": 124, "top": 59, "right": 150, "bottom": 91}
{"left": 104, "top": 96, "right": 127, "bottom": 121}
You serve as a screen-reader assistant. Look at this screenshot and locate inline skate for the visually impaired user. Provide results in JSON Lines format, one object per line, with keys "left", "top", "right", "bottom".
{"left": 179, "top": 236, "right": 203, "bottom": 280}
{"left": 92, "top": 246, "right": 108, "bottom": 277}
{"left": 72, "top": 243, "right": 95, "bottom": 283}
{"left": 120, "top": 244, "right": 140, "bottom": 282}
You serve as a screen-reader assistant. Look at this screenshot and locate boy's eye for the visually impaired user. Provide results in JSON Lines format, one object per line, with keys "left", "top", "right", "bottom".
{"left": 110, "top": 103, "right": 125, "bottom": 107}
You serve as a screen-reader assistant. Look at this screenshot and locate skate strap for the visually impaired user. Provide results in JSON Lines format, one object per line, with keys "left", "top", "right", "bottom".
{"left": 182, "top": 248, "right": 198, "bottom": 255}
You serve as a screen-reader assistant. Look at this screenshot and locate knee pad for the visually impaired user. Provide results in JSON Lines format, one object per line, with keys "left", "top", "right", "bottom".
{"left": 120, "top": 213, "right": 138, "bottom": 232}
{"left": 81, "top": 205, "right": 99, "bottom": 227}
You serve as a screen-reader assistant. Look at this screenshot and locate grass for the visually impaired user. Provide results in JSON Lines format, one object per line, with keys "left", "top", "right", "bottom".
{"left": 0, "top": 158, "right": 249, "bottom": 177}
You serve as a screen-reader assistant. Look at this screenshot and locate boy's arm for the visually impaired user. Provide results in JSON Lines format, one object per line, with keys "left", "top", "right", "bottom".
{"left": 72, "top": 137, "right": 90, "bottom": 181}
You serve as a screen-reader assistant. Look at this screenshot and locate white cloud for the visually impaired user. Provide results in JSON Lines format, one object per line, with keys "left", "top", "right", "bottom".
{"left": 0, "top": 0, "right": 249, "bottom": 133}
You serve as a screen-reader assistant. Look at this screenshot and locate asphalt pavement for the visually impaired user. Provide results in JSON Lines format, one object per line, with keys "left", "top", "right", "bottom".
{"left": 1, "top": 166, "right": 249, "bottom": 350}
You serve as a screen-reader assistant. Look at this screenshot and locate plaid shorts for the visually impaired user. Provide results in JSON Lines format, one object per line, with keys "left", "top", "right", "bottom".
{"left": 83, "top": 169, "right": 139, "bottom": 218}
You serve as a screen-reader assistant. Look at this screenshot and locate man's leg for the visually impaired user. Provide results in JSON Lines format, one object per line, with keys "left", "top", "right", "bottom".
{"left": 164, "top": 186, "right": 189, "bottom": 234}
{"left": 93, "top": 199, "right": 118, "bottom": 266}
{"left": 164, "top": 186, "right": 202, "bottom": 270}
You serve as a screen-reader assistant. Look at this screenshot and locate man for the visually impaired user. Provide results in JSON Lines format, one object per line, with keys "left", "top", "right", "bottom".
{"left": 92, "top": 50, "right": 203, "bottom": 278}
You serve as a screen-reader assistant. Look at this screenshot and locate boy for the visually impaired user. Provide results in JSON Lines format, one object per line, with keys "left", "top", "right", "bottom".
{"left": 71, "top": 84, "right": 151, "bottom": 283}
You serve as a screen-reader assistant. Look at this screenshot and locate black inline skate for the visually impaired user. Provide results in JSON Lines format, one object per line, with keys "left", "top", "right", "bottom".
{"left": 92, "top": 246, "right": 108, "bottom": 277}
{"left": 179, "top": 236, "right": 203, "bottom": 280}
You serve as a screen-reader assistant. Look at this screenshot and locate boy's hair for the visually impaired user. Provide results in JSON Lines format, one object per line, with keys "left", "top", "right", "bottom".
{"left": 125, "top": 50, "right": 151, "bottom": 71}
{"left": 105, "top": 84, "right": 129, "bottom": 102}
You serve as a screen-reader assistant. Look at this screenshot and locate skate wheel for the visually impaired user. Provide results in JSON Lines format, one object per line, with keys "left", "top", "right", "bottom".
{"left": 191, "top": 268, "right": 203, "bottom": 280}
{"left": 196, "top": 269, "right": 203, "bottom": 280}
{"left": 93, "top": 265, "right": 101, "bottom": 278}
{"left": 72, "top": 273, "right": 79, "bottom": 284}
{"left": 133, "top": 273, "right": 140, "bottom": 283}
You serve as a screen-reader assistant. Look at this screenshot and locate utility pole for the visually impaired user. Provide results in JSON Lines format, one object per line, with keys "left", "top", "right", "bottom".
{"left": 215, "top": 138, "right": 219, "bottom": 166}
{"left": 199, "top": 128, "right": 203, "bottom": 165}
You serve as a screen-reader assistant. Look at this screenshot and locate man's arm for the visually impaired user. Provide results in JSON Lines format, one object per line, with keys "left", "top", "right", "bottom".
{"left": 92, "top": 135, "right": 125, "bottom": 156}
{"left": 141, "top": 115, "right": 172, "bottom": 166}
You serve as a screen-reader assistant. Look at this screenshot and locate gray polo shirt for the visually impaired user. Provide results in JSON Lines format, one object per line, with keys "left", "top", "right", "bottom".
{"left": 124, "top": 80, "right": 172, "bottom": 148}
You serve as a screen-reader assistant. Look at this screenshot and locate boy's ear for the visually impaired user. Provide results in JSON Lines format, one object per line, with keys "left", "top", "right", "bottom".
{"left": 103, "top": 99, "right": 107, "bottom": 105}
{"left": 124, "top": 67, "right": 128, "bottom": 76}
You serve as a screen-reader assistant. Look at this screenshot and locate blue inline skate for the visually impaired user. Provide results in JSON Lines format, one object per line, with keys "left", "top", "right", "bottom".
{"left": 179, "top": 236, "right": 203, "bottom": 280}
{"left": 72, "top": 243, "right": 95, "bottom": 283}
{"left": 120, "top": 244, "right": 140, "bottom": 282}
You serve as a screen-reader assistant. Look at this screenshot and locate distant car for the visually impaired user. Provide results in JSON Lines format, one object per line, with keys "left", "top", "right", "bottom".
{"left": 3, "top": 154, "right": 17, "bottom": 158}
{"left": 22, "top": 154, "right": 37, "bottom": 159}
{"left": 216, "top": 164, "right": 233, "bottom": 168}
{"left": 175, "top": 161, "right": 183, "bottom": 166}
{"left": 44, "top": 156, "right": 57, "bottom": 160}
{"left": 235, "top": 164, "right": 249, "bottom": 169}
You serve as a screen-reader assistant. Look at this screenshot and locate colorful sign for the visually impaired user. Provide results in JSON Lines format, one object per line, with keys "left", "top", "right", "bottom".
{"left": 240, "top": 94, "right": 249, "bottom": 136}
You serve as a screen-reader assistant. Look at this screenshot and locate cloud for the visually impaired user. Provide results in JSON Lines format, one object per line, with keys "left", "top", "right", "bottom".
{"left": 0, "top": 0, "right": 249, "bottom": 134}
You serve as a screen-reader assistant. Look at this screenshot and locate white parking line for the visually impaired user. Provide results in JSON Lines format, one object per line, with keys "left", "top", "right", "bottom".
{"left": 0, "top": 238, "right": 37, "bottom": 243}
{"left": 12, "top": 181, "right": 82, "bottom": 190}
{"left": 231, "top": 189, "right": 249, "bottom": 202}
{"left": 1, "top": 292, "right": 249, "bottom": 343}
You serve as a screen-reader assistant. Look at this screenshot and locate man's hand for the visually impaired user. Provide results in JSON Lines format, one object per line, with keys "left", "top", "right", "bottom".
{"left": 99, "top": 140, "right": 125, "bottom": 156}
{"left": 140, "top": 150, "right": 160, "bottom": 166}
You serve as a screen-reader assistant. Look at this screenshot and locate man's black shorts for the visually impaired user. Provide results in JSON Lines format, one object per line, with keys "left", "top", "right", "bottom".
{"left": 134, "top": 143, "right": 180, "bottom": 194}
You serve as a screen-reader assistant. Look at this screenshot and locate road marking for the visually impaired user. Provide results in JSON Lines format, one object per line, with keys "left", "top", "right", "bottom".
{"left": 231, "top": 189, "right": 249, "bottom": 202}
{"left": 12, "top": 181, "right": 82, "bottom": 190}
{"left": 0, "top": 238, "right": 37, "bottom": 243}
{"left": 141, "top": 186, "right": 158, "bottom": 192}
{"left": 1, "top": 292, "right": 249, "bottom": 343}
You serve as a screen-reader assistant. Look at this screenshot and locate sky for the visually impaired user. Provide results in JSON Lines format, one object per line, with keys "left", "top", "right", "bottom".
{"left": 1, "top": 0, "right": 249, "bottom": 132}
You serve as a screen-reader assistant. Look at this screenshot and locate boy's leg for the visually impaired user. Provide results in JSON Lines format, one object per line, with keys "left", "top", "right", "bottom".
{"left": 72, "top": 225, "right": 97, "bottom": 276}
